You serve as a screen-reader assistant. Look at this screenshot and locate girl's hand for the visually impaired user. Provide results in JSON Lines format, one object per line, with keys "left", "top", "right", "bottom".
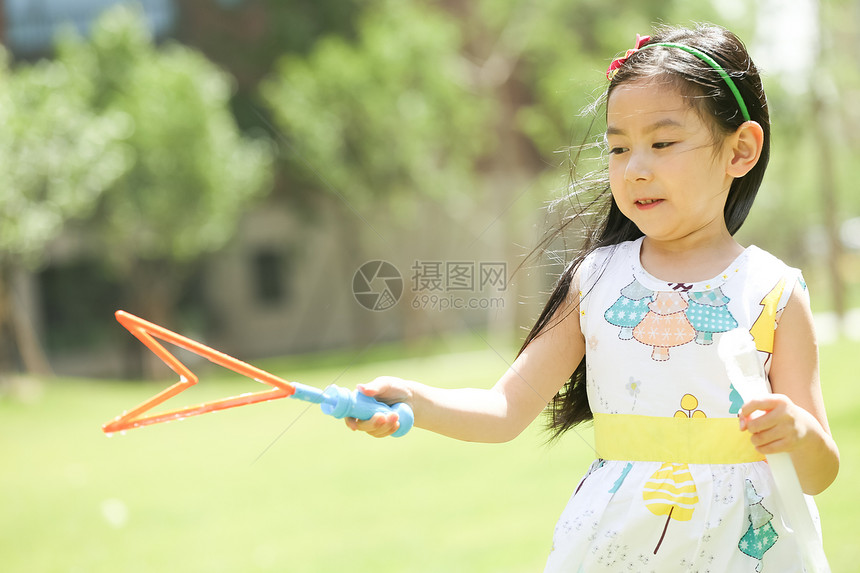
{"left": 345, "top": 376, "right": 413, "bottom": 438}
{"left": 739, "top": 394, "right": 818, "bottom": 455}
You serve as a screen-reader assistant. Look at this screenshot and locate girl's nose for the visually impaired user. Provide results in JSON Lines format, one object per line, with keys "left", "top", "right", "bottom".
{"left": 625, "top": 150, "right": 653, "bottom": 182}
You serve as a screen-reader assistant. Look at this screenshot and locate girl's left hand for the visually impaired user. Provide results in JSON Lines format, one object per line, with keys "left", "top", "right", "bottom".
{"left": 739, "top": 394, "right": 818, "bottom": 455}
{"left": 344, "top": 377, "right": 413, "bottom": 438}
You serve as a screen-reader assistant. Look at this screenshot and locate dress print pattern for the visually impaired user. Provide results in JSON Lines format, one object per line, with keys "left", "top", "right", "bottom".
{"left": 605, "top": 283, "right": 739, "bottom": 361}
{"left": 543, "top": 237, "right": 821, "bottom": 573}
{"left": 687, "top": 287, "right": 739, "bottom": 345}
{"left": 604, "top": 279, "right": 652, "bottom": 340}
{"left": 739, "top": 479, "right": 780, "bottom": 572}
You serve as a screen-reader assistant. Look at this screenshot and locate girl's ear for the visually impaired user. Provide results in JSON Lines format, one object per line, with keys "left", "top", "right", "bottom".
{"left": 726, "top": 121, "right": 765, "bottom": 178}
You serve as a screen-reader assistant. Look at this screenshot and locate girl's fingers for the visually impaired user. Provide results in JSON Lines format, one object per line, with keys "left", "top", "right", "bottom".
{"left": 346, "top": 412, "right": 399, "bottom": 438}
{"left": 356, "top": 383, "right": 379, "bottom": 397}
{"left": 347, "top": 377, "right": 411, "bottom": 437}
{"left": 357, "top": 376, "right": 410, "bottom": 404}
{"left": 739, "top": 395, "right": 788, "bottom": 419}
{"left": 739, "top": 394, "right": 811, "bottom": 453}
{"left": 748, "top": 424, "right": 784, "bottom": 447}
{"left": 749, "top": 427, "right": 796, "bottom": 454}
{"left": 739, "top": 395, "right": 790, "bottom": 433}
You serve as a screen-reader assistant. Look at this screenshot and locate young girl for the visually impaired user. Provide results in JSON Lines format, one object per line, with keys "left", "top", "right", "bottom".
{"left": 348, "top": 24, "right": 839, "bottom": 571}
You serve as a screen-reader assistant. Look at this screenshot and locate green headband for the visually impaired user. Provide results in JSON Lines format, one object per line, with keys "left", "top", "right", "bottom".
{"left": 644, "top": 42, "right": 751, "bottom": 122}
{"left": 608, "top": 37, "right": 752, "bottom": 123}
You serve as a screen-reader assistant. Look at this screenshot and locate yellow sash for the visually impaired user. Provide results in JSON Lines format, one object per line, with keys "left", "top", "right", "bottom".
{"left": 593, "top": 412, "right": 765, "bottom": 464}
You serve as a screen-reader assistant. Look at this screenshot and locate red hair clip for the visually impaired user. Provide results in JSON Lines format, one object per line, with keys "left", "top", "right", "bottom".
{"left": 606, "top": 34, "right": 651, "bottom": 80}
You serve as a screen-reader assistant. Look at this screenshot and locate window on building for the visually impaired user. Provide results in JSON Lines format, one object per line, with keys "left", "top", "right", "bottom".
{"left": 39, "top": 259, "right": 122, "bottom": 352}
{"left": 252, "top": 249, "right": 289, "bottom": 306}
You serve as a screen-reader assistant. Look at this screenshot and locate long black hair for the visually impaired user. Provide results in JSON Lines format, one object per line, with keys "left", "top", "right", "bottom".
{"left": 524, "top": 24, "right": 771, "bottom": 441}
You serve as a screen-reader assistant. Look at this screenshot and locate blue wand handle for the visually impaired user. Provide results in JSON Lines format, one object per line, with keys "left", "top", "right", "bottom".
{"left": 290, "top": 383, "right": 414, "bottom": 438}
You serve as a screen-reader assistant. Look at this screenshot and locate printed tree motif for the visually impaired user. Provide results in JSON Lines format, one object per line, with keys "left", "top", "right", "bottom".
{"left": 604, "top": 279, "right": 653, "bottom": 340}
{"left": 632, "top": 292, "right": 696, "bottom": 361}
{"left": 728, "top": 383, "right": 744, "bottom": 415}
{"left": 738, "top": 479, "right": 779, "bottom": 572}
{"left": 643, "top": 463, "right": 699, "bottom": 554}
{"left": 609, "top": 462, "right": 633, "bottom": 494}
{"left": 685, "top": 288, "right": 738, "bottom": 345}
{"left": 749, "top": 278, "right": 787, "bottom": 355}
{"left": 674, "top": 393, "right": 706, "bottom": 419}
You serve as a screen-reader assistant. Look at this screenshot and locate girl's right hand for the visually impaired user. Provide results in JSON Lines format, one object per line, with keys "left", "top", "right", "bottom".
{"left": 345, "top": 376, "right": 413, "bottom": 438}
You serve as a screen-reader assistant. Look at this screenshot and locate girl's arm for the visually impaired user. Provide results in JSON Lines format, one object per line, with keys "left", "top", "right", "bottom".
{"left": 348, "top": 288, "right": 586, "bottom": 442}
{"left": 739, "top": 283, "right": 840, "bottom": 495}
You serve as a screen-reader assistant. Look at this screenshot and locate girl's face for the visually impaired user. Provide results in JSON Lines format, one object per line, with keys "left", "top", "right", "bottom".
{"left": 606, "top": 79, "right": 736, "bottom": 249}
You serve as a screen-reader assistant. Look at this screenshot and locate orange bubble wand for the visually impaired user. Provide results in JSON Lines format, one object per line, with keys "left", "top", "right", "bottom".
{"left": 103, "top": 311, "right": 413, "bottom": 437}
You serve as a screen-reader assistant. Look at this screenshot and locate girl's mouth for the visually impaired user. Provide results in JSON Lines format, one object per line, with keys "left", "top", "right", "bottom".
{"left": 635, "top": 199, "right": 663, "bottom": 209}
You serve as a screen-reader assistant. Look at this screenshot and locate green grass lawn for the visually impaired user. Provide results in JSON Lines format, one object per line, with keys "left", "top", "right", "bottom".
{"left": 1, "top": 336, "right": 857, "bottom": 572}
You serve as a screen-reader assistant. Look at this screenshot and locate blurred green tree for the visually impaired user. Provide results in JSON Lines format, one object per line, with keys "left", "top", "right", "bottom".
{"left": 174, "top": 0, "right": 364, "bottom": 133}
{"left": 738, "top": 0, "right": 860, "bottom": 316}
{"left": 61, "top": 6, "right": 273, "bottom": 335}
{"left": 0, "top": 47, "right": 129, "bottom": 375}
{"left": 262, "top": 0, "right": 491, "bottom": 208}
{"left": 259, "top": 0, "right": 740, "bottom": 339}
{"left": 1, "top": 5, "right": 274, "bottom": 376}
{"left": 261, "top": 0, "right": 495, "bottom": 341}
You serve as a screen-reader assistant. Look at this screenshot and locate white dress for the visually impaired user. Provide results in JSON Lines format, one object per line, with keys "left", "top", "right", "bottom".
{"left": 543, "top": 237, "right": 823, "bottom": 573}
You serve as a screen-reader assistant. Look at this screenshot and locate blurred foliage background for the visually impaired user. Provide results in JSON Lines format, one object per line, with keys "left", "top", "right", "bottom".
{"left": 1, "top": 1, "right": 859, "bottom": 571}
{"left": 0, "top": 0, "right": 858, "bottom": 377}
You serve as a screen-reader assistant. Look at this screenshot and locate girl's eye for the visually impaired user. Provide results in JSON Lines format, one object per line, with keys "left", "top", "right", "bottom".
{"left": 608, "top": 147, "right": 628, "bottom": 155}
{"left": 653, "top": 141, "right": 675, "bottom": 149}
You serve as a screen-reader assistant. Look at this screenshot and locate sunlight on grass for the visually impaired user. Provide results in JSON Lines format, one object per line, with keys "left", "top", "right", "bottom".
{"left": 0, "top": 336, "right": 857, "bottom": 572}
